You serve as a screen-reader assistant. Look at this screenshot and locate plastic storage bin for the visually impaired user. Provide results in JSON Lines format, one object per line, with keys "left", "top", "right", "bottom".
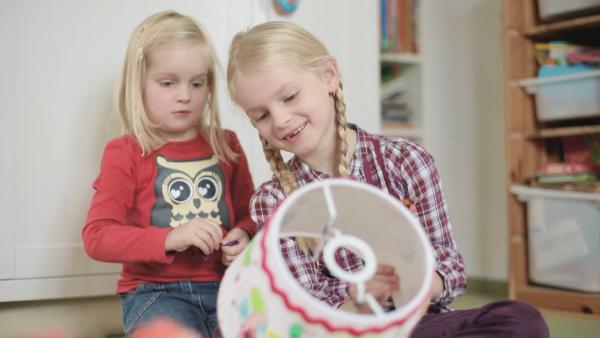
{"left": 512, "top": 186, "right": 600, "bottom": 293}
{"left": 538, "top": 0, "right": 600, "bottom": 21}
{"left": 519, "top": 69, "right": 600, "bottom": 121}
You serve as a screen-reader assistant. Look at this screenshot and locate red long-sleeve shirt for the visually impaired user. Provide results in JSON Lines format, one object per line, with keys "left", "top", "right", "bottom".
{"left": 83, "top": 131, "right": 255, "bottom": 293}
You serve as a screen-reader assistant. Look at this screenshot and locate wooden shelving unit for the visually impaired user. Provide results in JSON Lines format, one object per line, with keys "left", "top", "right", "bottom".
{"left": 503, "top": 0, "right": 600, "bottom": 316}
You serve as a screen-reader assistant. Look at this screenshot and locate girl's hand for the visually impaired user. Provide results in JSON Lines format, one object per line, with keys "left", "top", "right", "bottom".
{"left": 164, "top": 218, "right": 223, "bottom": 255}
{"left": 220, "top": 228, "right": 250, "bottom": 266}
{"left": 343, "top": 264, "right": 400, "bottom": 314}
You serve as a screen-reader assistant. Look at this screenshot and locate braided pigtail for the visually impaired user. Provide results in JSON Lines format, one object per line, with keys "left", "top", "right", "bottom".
{"left": 260, "top": 136, "right": 297, "bottom": 196}
{"left": 260, "top": 136, "right": 316, "bottom": 253}
{"left": 332, "top": 84, "right": 351, "bottom": 177}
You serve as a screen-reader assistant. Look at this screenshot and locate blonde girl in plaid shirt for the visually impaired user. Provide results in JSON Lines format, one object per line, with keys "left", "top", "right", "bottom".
{"left": 226, "top": 21, "right": 548, "bottom": 338}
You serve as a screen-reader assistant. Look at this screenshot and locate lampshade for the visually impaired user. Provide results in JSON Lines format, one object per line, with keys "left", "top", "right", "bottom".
{"left": 217, "top": 179, "right": 434, "bottom": 337}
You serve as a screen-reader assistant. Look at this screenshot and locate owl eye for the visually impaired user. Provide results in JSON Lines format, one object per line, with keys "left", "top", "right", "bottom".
{"left": 197, "top": 177, "right": 217, "bottom": 201}
{"left": 167, "top": 179, "right": 192, "bottom": 204}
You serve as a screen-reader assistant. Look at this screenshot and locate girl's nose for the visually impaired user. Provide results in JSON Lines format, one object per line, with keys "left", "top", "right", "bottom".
{"left": 271, "top": 108, "right": 292, "bottom": 128}
{"left": 177, "top": 85, "right": 191, "bottom": 103}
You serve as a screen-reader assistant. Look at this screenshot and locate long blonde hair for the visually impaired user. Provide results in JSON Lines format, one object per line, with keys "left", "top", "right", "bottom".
{"left": 115, "top": 10, "right": 236, "bottom": 162}
{"left": 227, "top": 21, "right": 351, "bottom": 251}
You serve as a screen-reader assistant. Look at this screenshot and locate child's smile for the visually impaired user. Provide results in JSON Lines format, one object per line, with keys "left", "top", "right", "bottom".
{"left": 282, "top": 122, "right": 307, "bottom": 141}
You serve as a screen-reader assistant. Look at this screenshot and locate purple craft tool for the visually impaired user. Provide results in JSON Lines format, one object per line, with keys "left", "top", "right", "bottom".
{"left": 222, "top": 240, "right": 239, "bottom": 247}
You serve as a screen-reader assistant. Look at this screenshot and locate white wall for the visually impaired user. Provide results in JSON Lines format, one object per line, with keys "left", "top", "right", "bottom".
{"left": 0, "top": 0, "right": 378, "bottom": 299}
{"left": 0, "top": 0, "right": 377, "bottom": 336}
{"left": 421, "top": 0, "right": 507, "bottom": 280}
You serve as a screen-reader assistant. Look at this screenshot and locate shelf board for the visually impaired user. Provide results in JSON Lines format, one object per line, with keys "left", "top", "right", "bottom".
{"left": 380, "top": 52, "right": 421, "bottom": 64}
{"left": 514, "top": 284, "right": 600, "bottom": 315}
{"left": 524, "top": 14, "right": 600, "bottom": 38}
{"left": 516, "top": 70, "right": 600, "bottom": 92}
{"left": 380, "top": 123, "right": 422, "bottom": 139}
{"left": 527, "top": 124, "right": 600, "bottom": 138}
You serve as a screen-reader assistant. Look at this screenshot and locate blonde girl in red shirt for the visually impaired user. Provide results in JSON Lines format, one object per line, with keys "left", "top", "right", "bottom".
{"left": 83, "top": 11, "right": 255, "bottom": 337}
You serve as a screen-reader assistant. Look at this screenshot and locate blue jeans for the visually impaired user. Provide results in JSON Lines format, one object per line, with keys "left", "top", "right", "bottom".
{"left": 120, "top": 281, "right": 220, "bottom": 337}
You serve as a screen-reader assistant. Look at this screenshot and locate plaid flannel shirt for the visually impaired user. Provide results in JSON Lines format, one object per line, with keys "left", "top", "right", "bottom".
{"left": 249, "top": 124, "right": 466, "bottom": 313}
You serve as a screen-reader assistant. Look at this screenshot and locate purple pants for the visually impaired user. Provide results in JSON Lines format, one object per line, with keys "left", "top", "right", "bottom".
{"left": 411, "top": 300, "right": 549, "bottom": 338}
{"left": 214, "top": 300, "right": 548, "bottom": 338}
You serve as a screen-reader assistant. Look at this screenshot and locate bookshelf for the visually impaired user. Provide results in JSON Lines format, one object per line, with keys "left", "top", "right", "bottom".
{"left": 503, "top": 0, "right": 600, "bottom": 315}
{"left": 379, "top": 0, "right": 423, "bottom": 143}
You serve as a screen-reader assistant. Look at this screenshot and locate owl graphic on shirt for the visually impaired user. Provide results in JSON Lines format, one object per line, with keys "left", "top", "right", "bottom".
{"left": 150, "top": 155, "right": 230, "bottom": 229}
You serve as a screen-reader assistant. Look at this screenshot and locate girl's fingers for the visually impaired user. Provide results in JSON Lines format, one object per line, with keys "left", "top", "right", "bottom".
{"left": 210, "top": 222, "right": 224, "bottom": 242}
{"left": 367, "top": 281, "right": 397, "bottom": 295}
{"left": 199, "top": 221, "right": 223, "bottom": 251}
{"left": 197, "top": 231, "right": 217, "bottom": 253}
{"left": 222, "top": 254, "right": 234, "bottom": 266}
{"left": 370, "top": 274, "right": 400, "bottom": 288}
{"left": 221, "top": 245, "right": 235, "bottom": 256}
{"left": 206, "top": 229, "right": 221, "bottom": 251}
{"left": 375, "top": 264, "right": 396, "bottom": 275}
{"left": 365, "top": 271, "right": 401, "bottom": 301}
{"left": 221, "top": 243, "right": 244, "bottom": 256}
{"left": 193, "top": 233, "right": 213, "bottom": 255}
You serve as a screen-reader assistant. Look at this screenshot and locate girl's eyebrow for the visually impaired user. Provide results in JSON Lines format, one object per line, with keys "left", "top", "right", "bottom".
{"left": 153, "top": 72, "right": 208, "bottom": 78}
{"left": 246, "top": 105, "right": 266, "bottom": 114}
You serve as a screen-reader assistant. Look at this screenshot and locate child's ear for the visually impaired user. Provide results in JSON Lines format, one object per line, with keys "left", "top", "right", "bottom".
{"left": 321, "top": 57, "right": 341, "bottom": 93}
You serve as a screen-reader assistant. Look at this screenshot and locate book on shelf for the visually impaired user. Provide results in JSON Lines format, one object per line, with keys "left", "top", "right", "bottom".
{"left": 380, "top": 75, "right": 406, "bottom": 99}
{"left": 380, "top": 0, "right": 419, "bottom": 53}
{"left": 562, "top": 135, "right": 600, "bottom": 165}
{"left": 381, "top": 62, "right": 403, "bottom": 86}
{"left": 535, "top": 162, "right": 599, "bottom": 192}
{"left": 381, "top": 92, "right": 412, "bottom": 123}
{"left": 533, "top": 180, "right": 600, "bottom": 193}
{"left": 533, "top": 136, "right": 600, "bottom": 192}
{"left": 537, "top": 162, "right": 599, "bottom": 175}
{"left": 537, "top": 173, "right": 596, "bottom": 184}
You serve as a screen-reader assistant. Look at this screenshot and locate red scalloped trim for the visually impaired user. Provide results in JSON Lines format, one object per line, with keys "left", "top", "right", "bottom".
{"left": 259, "top": 222, "right": 432, "bottom": 335}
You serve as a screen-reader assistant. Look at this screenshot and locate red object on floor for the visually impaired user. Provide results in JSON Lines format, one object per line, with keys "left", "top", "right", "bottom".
{"left": 131, "top": 318, "right": 203, "bottom": 338}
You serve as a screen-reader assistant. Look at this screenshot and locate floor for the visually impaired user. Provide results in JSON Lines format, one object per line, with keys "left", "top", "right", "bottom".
{"left": 453, "top": 291, "right": 600, "bottom": 338}
{"left": 106, "top": 290, "right": 600, "bottom": 338}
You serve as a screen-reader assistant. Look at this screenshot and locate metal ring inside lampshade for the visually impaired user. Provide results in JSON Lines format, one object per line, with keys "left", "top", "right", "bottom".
{"left": 322, "top": 233, "right": 377, "bottom": 303}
